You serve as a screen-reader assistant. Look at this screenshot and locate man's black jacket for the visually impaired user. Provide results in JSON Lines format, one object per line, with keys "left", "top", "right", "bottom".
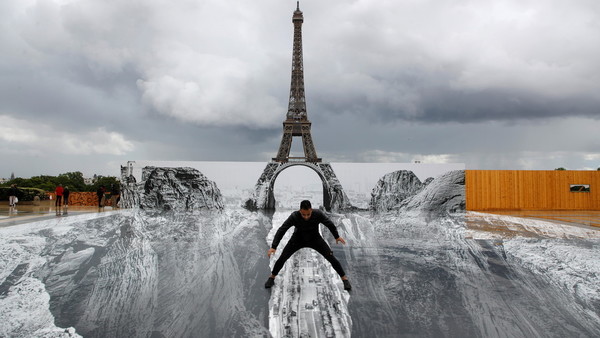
{"left": 271, "top": 209, "right": 340, "bottom": 249}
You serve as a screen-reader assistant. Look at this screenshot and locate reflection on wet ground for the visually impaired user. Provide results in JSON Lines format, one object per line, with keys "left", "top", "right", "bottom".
{"left": 466, "top": 211, "right": 600, "bottom": 239}
{"left": 481, "top": 210, "right": 600, "bottom": 228}
{"left": 0, "top": 202, "right": 116, "bottom": 227}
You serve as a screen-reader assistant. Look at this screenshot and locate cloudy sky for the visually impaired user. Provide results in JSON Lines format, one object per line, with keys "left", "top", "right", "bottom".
{"left": 1, "top": 0, "right": 599, "bottom": 179}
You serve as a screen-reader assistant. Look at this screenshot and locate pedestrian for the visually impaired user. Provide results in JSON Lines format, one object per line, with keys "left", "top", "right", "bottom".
{"left": 97, "top": 185, "right": 106, "bottom": 208}
{"left": 63, "top": 186, "right": 70, "bottom": 207}
{"left": 8, "top": 184, "right": 18, "bottom": 207}
{"left": 264, "top": 200, "right": 351, "bottom": 291}
{"left": 55, "top": 184, "right": 64, "bottom": 208}
{"left": 111, "top": 184, "right": 120, "bottom": 208}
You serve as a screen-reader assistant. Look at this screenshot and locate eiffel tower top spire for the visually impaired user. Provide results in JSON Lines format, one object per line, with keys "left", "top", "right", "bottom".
{"left": 287, "top": 1, "right": 307, "bottom": 121}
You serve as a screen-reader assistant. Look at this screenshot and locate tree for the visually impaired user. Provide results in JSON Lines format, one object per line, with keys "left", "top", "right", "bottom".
{"left": 2, "top": 172, "right": 119, "bottom": 192}
{"left": 58, "top": 172, "right": 86, "bottom": 191}
{"left": 29, "top": 176, "right": 56, "bottom": 192}
{"left": 85, "top": 176, "right": 120, "bottom": 192}
{"left": 555, "top": 167, "right": 566, "bottom": 170}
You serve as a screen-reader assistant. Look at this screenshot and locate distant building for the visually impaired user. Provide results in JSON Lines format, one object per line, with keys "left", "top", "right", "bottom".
{"left": 84, "top": 177, "right": 95, "bottom": 185}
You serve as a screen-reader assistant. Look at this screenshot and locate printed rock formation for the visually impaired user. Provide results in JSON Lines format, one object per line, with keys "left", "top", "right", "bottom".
{"left": 370, "top": 170, "right": 465, "bottom": 213}
{"left": 124, "top": 166, "right": 224, "bottom": 212}
{"left": 370, "top": 170, "right": 427, "bottom": 212}
{"left": 398, "top": 170, "right": 465, "bottom": 212}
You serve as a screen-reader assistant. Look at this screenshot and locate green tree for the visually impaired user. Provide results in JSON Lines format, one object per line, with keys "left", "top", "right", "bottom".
{"left": 3, "top": 172, "right": 119, "bottom": 192}
{"left": 555, "top": 167, "right": 566, "bottom": 170}
{"left": 85, "top": 176, "right": 120, "bottom": 193}
{"left": 28, "top": 175, "right": 57, "bottom": 191}
{"left": 58, "top": 172, "right": 86, "bottom": 191}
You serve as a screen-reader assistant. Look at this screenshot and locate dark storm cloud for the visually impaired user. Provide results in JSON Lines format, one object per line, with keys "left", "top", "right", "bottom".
{"left": 304, "top": 0, "right": 600, "bottom": 126}
{"left": 348, "top": 87, "right": 600, "bottom": 124}
{"left": 0, "top": 69, "right": 140, "bottom": 127}
{"left": 419, "top": 89, "right": 600, "bottom": 123}
{"left": 307, "top": 61, "right": 600, "bottom": 124}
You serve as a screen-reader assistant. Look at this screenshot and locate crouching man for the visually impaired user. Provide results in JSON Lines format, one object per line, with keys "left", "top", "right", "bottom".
{"left": 265, "top": 200, "right": 351, "bottom": 291}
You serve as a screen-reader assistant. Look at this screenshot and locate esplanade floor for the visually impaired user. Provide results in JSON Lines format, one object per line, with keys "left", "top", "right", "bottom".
{"left": 0, "top": 201, "right": 116, "bottom": 227}
{"left": 2, "top": 201, "right": 599, "bottom": 337}
{"left": 467, "top": 210, "right": 600, "bottom": 228}
{"left": 2, "top": 201, "right": 599, "bottom": 232}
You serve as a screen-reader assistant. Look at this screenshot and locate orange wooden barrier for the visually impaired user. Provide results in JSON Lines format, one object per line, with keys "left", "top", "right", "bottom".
{"left": 466, "top": 170, "right": 600, "bottom": 211}
{"left": 47, "top": 192, "right": 115, "bottom": 207}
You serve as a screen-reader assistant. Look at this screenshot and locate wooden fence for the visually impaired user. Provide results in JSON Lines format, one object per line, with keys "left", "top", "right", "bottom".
{"left": 466, "top": 170, "right": 600, "bottom": 211}
{"left": 48, "top": 192, "right": 117, "bottom": 207}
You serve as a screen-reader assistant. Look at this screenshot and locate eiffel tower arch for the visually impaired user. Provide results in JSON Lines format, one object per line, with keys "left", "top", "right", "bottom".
{"left": 245, "top": 3, "right": 352, "bottom": 212}
{"left": 244, "top": 162, "right": 352, "bottom": 211}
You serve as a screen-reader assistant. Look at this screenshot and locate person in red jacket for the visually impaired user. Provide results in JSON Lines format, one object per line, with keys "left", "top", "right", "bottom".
{"left": 55, "top": 184, "right": 64, "bottom": 208}
{"left": 264, "top": 200, "right": 351, "bottom": 291}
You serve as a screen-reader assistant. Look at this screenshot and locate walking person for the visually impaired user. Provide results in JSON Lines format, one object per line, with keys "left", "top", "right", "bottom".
{"left": 8, "top": 184, "right": 18, "bottom": 207}
{"left": 110, "top": 184, "right": 120, "bottom": 208}
{"left": 264, "top": 200, "right": 351, "bottom": 291}
{"left": 63, "top": 186, "right": 70, "bottom": 207}
{"left": 97, "top": 185, "right": 106, "bottom": 208}
{"left": 63, "top": 186, "right": 70, "bottom": 214}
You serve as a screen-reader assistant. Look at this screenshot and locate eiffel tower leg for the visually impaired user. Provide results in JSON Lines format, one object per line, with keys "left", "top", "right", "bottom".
{"left": 274, "top": 127, "right": 293, "bottom": 162}
{"left": 316, "top": 163, "right": 353, "bottom": 212}
{"left": 266, "top": 184, "right": 276, "bottom": 209}
{"left": 244, "top": 162, "right": 281, "bottom": 210}
{"left": 301, "top": 127, "right": 319, "bottom": 161}
{"left": 322, "top": 180, "right": 332, "bottom": 211}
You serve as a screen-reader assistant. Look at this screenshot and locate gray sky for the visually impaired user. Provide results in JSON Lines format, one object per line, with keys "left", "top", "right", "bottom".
{"left": 1, "top": 0, "right": 599, "bottom": 179}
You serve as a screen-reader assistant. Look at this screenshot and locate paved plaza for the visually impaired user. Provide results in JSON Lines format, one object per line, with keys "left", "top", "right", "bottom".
{"left": 0, "top": 201, "right": 117, "bottom": 228}
{"left": 3, "top": 201, "right": 598, "bottom": 232}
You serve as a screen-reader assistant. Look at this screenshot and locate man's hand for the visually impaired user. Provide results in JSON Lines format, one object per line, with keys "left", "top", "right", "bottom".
{"left": 336, "top": 237, "right": 347, "bottom": 245}
{"left": 267, "top": 248, "right": 276, "bottom": 258}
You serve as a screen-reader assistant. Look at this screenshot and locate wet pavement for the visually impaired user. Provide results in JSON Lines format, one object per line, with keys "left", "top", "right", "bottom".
{"left": 0, "top": 201, "right": 118, "bottom": 228}
{"left": 475, "top": 210, "right": 600, "bottom": 228}
{"left": 466, "top": 211, "right": 600, "bottom": 240}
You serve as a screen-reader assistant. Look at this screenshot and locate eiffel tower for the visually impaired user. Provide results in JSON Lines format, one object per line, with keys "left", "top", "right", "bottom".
{"left": 245, "top": 2, "right": 352, "bottom": 211}
{"left": 273, "top": 1, "right": 320, "bottom": 163}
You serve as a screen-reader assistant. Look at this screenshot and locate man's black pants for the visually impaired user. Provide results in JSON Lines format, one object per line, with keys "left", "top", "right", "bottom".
{"left": 272, "top": 235, "right": 346, "bottom": 277}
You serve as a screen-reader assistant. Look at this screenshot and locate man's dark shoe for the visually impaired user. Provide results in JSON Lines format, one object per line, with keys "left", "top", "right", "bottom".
{"left": 343, "top": 279, "right": 352, "bottom": 291}
{"left": 265, "top": 277, "right": 275, "bottom": 288}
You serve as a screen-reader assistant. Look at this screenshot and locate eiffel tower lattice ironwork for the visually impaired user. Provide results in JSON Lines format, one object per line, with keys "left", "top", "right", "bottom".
{"left": 273, "top": 1, "right": 320, "bottom": 163}
{"left": 245, "top": 2, "right": 352, "bottom": 212}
